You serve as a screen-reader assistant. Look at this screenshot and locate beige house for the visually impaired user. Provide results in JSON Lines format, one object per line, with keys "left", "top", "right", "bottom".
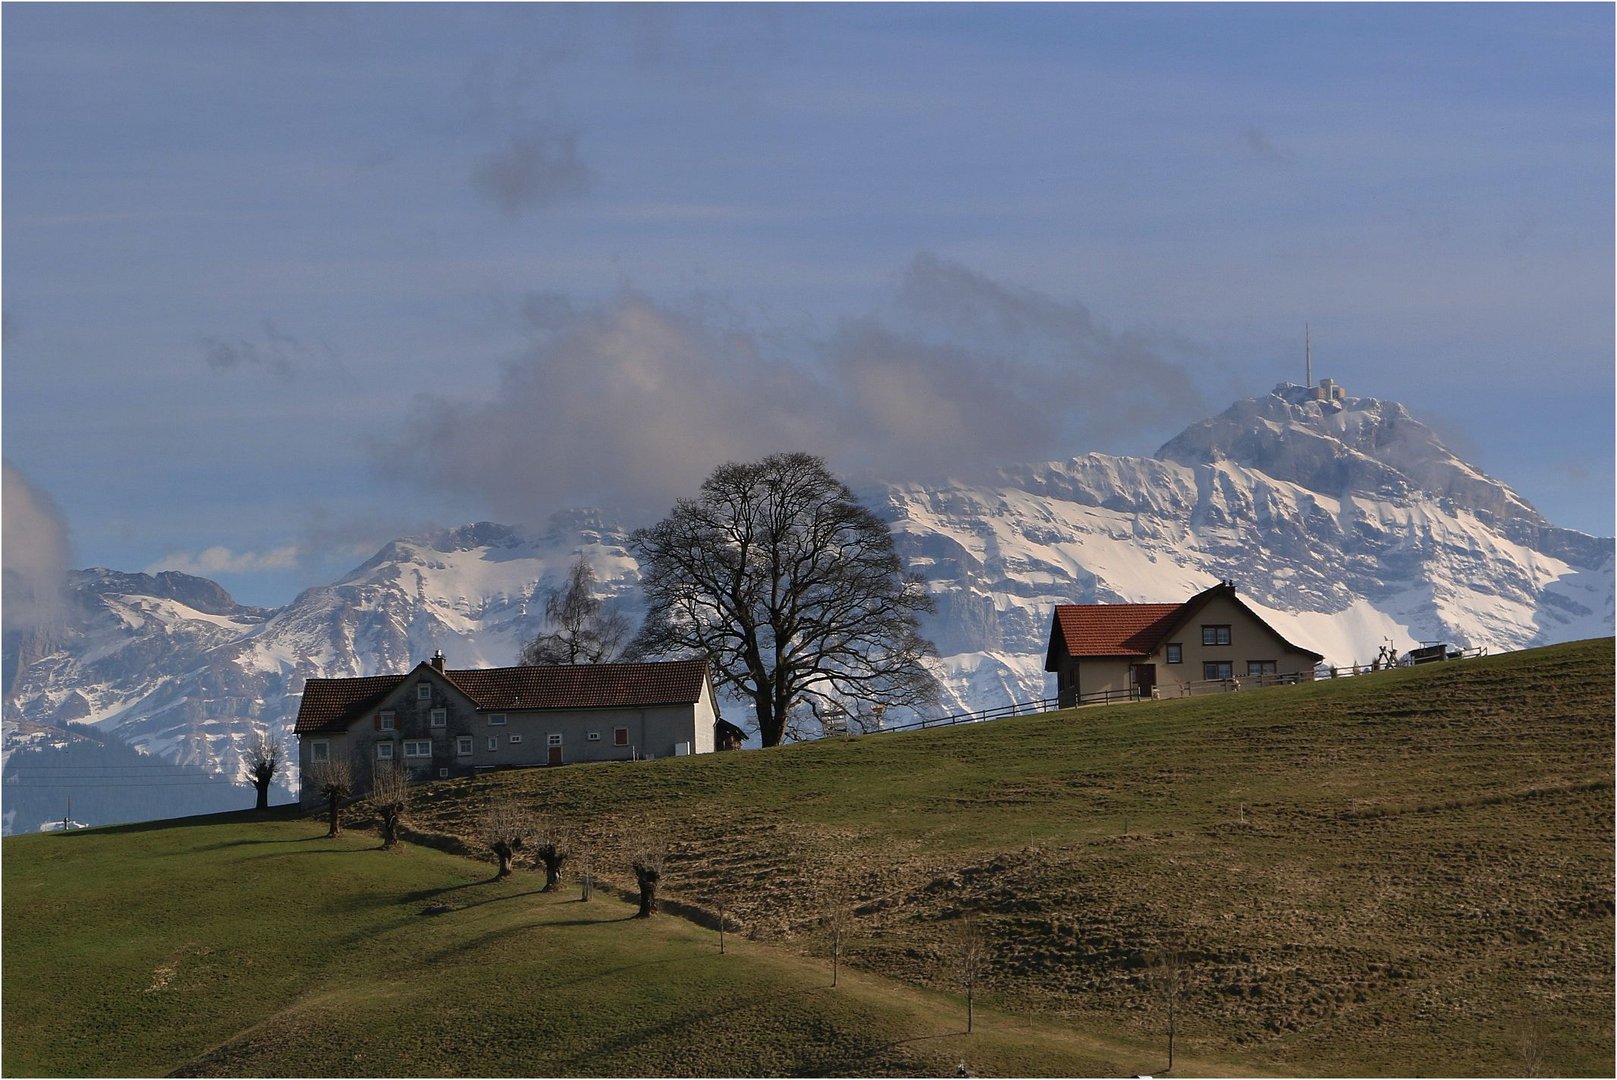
{"left": 293, "top": 653, "right": 731, "bottom": 806}
{"left": 1044, "top": 581, "right": 1323, "bottom": 706}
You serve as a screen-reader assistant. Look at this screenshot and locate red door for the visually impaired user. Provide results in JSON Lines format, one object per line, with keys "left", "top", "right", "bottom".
{"left": 547, "top": 746, "right": 563, "bottom": 765}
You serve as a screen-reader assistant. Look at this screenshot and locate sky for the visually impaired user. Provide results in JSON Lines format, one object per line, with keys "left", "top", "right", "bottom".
{"left": 4, "top": 3, "right": 1612, "bottom": 611}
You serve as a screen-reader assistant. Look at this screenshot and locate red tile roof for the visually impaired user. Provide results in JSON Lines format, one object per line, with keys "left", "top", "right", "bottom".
{"left": 1050, "top": 603, "right": 1184, "bottom": 657}
{"left": 294, "top": 659, "right": 711, "bottom": 735}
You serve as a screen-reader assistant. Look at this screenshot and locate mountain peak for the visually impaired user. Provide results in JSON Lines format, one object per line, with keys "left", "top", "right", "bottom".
{"left": 1155, "top": 382, "right": 1542, "bottom": 529}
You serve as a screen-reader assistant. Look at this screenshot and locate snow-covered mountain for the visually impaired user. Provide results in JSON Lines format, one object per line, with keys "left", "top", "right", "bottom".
{"left": 4, "top": 384, "right": 1610, "bottom": 828}
{"left": 881, "top": 384, "right": 1611, "bottom": 708}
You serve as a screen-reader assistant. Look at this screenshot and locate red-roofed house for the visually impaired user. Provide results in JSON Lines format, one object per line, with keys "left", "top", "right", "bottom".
{"left": 293, "top": 653, "right": 722, "bottom": 805}
{"left": 1045, "top": 581, "right": 1323, "bottom": 706}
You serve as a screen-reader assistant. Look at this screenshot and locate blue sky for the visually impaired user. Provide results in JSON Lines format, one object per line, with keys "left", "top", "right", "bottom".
{"left": 4, "top": 3, "right": 1612, "bottom": 609}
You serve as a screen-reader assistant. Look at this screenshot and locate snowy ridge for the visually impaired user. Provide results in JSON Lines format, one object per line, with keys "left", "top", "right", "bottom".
{"left": 3, "top": 385, "right": 1610, "bottom": 825}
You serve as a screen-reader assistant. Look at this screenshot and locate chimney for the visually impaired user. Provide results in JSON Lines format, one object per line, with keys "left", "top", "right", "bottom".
{"left": 430, "top": 650, "right": 446, "bottom": 673}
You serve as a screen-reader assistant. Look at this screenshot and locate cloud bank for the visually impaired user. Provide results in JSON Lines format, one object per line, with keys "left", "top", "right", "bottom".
{"left": 377, "top": 254, "right": 1206, "bottom": 529}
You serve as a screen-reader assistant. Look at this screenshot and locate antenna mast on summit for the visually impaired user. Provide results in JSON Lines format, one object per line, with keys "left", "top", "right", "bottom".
{"left": 1305, "top": 324, "right": 1312, "bottom": 388}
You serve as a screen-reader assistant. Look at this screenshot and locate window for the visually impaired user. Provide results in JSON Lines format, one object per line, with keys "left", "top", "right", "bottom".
{"left": 486, "top": 736, "right": 498, "bottom": 752}
{"left": 613, "top": 728, "right": 629, "bottom": 747}
{"left": 488, "top": 713, "right": 507, "bottom": 726}
{"left": 376, "top": 742, "right": 394, "bottom": 760}
{"left": 310, "top": 741, "right": 330, "bottom": 763}
{"left": 1165, "top": 643, "right": 1183, "bottom": 664}
{"left": 438, "top": 768, "right": 449, "bottom": 779}
{"left": 1248, "top": 661, "right": 1277, "bottom": 676}
{"left": 509, "top": 734, "right": 523, "bottom": 745}
{"left": 1201, "top": 625, "right": 1232, "bottom": 647}
{"left": 417, "top": 684, "right": 432, "bottom": 702}
{"left": 547, "top": 734, "right": 563, "bottom": 747}
{"left": 456, "top": 736, "right": 474, "bottom": 757}
{"left": 430, "top": 708, "right": 447, "bottom": 728}
{"left": 403, "top": 740, "right": 432, "bottom": 759}
{"left": 587, "top": 731, "right": 601, "bottom": 742}
{"left": 379, "top": 711, "right": 395, "bottom": 731}
{"left": 1203, "top": 661, "right": 1233, "bottom": 680}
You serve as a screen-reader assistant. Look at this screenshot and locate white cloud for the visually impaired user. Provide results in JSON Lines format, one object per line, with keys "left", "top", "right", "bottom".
{"left": 146, "top": 544, "right": 302, "bottom": 577}
{"left": 377, "top": 254, "right": 1204, "bottom": 527}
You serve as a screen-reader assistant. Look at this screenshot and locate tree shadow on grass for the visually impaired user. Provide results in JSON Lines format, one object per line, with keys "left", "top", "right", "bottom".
{"left": 797, "top": 1022, "right": 967, "bottom": 1076}
{"left": 189, "top": 834, "right": 331, "bottom": 851}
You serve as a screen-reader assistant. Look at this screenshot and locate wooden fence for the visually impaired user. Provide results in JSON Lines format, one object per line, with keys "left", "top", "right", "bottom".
{"left": 820, "top": 644, "right": 1490, "bottom": 741}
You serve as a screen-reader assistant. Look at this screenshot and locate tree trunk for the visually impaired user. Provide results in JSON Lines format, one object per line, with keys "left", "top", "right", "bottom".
{"left": 326, "top": 795, "right": 343, "bottom": 837}
{"left": 254, "top": 779, "right": 270, "bottom": 812}
{"left": 753, "top": 683, "right": 782, "bottom": 748}
{"left": 381, "top": 810, "right": 401, "bottom": 849}
{"left": 633, "top": 862, "right": 661, "bottom": 917}
{"left": 492, "top": 841, "right": 515, "bottom": 878}
{"left": 539, "top": 850, "right": 565, "bottom": 891}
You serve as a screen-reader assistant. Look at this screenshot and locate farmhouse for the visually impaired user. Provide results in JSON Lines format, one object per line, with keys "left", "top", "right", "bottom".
{"left": 1045, "top": 581, "right": 1324, "bottom": 706}
{"left": 293, "top": 653, "right": 721, "bottom": 806}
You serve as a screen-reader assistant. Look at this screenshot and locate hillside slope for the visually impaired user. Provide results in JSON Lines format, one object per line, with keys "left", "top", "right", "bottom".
{"left": 4, "top": 641, "right": 1610, "bottom": 1077}
{"left": 406, "top": 638, "right": 1615, "bottom": 1077}
{"left": 2, "top": 817, "right": 1218, "bottom": 1078}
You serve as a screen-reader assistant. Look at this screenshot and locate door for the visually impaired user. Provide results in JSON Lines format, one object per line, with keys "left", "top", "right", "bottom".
{"left": 547, "top": 733, "right": 563, "bottom": 765}
{"left": 1133, "top": 663, "right": 1157, "bottom": 699}
{"left": 547, "top": 745, "right": 563, "bottom": 765}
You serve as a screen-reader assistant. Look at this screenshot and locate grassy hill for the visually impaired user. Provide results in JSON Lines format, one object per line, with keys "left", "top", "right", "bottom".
{"left": 5, "top": 638, "right": 1612, "bottom": 1076}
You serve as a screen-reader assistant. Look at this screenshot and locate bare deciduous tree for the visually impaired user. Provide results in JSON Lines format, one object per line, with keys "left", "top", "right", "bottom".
{"left": 814, "top": 854, "right": 857, "bottom": 987}
{"left": 306, "top": 757, "right": 353, "bottom": 837}
{"left": 631, "top": 839, "right": 666, "bottom": 918}
{"left": 534, "top": 820, "right": 572, "bottom": 892}
{"left": 479, "top": 797, "right": 533, "bottom": 878}
{"left": 1146, "top": 940, "right": 1189, "bottom": 1073}
{"left": 629, "top": 452, "right": 941, "bottom": 747}
{"left": 519, "top": 555, "right": 631, "bottom": 666}
{"left": 367, "top": 762, "right": 411, "bottom": 849}
{"left": 241, "top": 731, "right": 284, "bottom": 812}
{"left": 946, "top": 915, "right": 990, "bottom": 1034}
{"left": 1510, "top": 1013, "right": 1550, "bottom": 1078}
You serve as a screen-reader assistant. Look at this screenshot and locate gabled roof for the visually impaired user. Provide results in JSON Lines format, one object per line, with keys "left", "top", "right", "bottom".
{"left": 1045, "top": 582, "right": 1324, "bottom": 671}
{"left": 294, "top": 658, "right": 711, "bottom": 735}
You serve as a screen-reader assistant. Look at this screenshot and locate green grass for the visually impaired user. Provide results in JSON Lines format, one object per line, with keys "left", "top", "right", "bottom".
{"left": 3, "top": 812, "right": 1212, "bottom": 1078}
{"left": 5, "top": 639, "right": 1613, "bottom": 1076}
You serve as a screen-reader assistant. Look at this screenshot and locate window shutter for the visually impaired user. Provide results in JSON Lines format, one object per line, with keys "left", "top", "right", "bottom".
{"left": 374, "top": 714, "right": 381, "bottom": 731}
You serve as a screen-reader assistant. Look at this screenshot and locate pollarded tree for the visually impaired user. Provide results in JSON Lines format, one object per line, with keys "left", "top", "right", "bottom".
{"left": 533, "top": 820, "right": 572, "bottom": 892}
{"left": 480, "top": 797, "right": 533, "bottom": 878}
{"left": 241, "top": 730, "right": 284, "bottom": 812}
{"left": 307, "top": 757, "right": 354, "bottom": 837}
{"left": 629, "top": 452, "right": 941, "bottom": 747}
{"left": 368, "top": 762, "right": 410, "bottom": 850}
{"left": 520, "top": 555, "right": 631, "bottom": 666}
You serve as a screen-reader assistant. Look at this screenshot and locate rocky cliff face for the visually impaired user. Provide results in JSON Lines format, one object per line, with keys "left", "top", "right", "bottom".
{"left": 4, "top": 386, "right": 1610, "bottom": 828}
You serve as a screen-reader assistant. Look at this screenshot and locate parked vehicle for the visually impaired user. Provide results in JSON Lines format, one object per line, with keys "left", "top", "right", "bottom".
{"left": 1406, "top": 641, "right": 1462, "bottom": 665}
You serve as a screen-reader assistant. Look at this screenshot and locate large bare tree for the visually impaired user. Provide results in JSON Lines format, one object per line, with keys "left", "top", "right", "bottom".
{"left": 629, "top": 452, "right": 940, "bottom": 747}
{"left": 241, "top": 731, "right": 284, "bottom": 812}
{"left": 519, "top": 555, "right": 631, "bottom": 665}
